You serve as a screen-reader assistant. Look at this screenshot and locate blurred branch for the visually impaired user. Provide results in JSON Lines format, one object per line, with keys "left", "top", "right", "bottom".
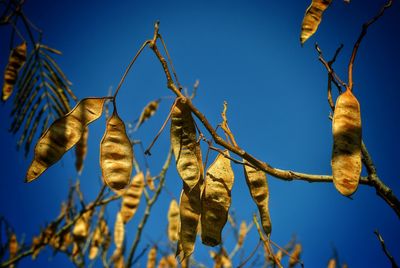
{"left": 374, "top": 230, "right": 398, "bottom": 268}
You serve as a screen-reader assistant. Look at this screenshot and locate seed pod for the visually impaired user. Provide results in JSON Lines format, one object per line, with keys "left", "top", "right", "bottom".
{"left": 100, "top": 110, "right": 133, "bottom": 192}
{"left": 331, "top": 89, "right": 362, "bottom": 196}
{"left": 72, "top": 209, "right": 93, "bottom": 241}
{"left": 2, "top": 42, "right": 27, "bottom": 101}
{"left": 111, "top": 247, "right": 124, "bottom": 268}
{"left": 289, "top": 244, "right": 302, "bottom": 268}
{"left": 135, "top": 99, "right": 160, "bottom": 131}
{"left": 26, "top": 98, "right": 105, "bottom": 182}
{"left": 114, "top": 212, "right": 124, "bottom": 249}
{"left": 201, "top": 151, "right": 234, "bottom": 246}
{"left": 177, "top": 183, "right": 202, "bottom": 261}
{"left": 89, "top": 226, "right": 101, "bottom": 259}
{"left": 146, "top": 169, "right": 155, "bottom": 191}
{"left": 170, "top": 100, "right": 202, "bottom": 191}
{"left": 167, "top": 199, "right": 180, "bottom": 242}
{"left": 210, "top": 248, "right": 231, "bottom": 268}
{"left": 244, "top": 162, "right": 272, "bottom": 235}
{"left": 147, "top": 246, "right": 157, "bottom": 268}
{"left": 166, "top": 255, "right": 177, "bottom": 268}
{"left": 300, "top": 0, "right": 332, "bottom": 45}
{"left": 327, "top": 258, "right": 336, "bottom": 268}
{"left": 237, "top": 221, "right": 247, "bottom": 247}
{"left": 75, "top": 126, "right": 88, "bottom": 174}
{"left": 275, "top": 250, "right": 283, "bottom": 263}
{"left": 120, "top": 172, "right": 145, "bottom": 223}
{"left": 9, "top": 233, "right": 18, "bottom": 258}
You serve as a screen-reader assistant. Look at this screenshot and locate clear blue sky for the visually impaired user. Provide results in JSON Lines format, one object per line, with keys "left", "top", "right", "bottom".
{"left": 0, "top": 0, "right": 399, "bottom": 267}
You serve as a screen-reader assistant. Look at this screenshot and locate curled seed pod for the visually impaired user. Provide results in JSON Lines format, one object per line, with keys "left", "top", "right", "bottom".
{"left": 26, "top": 98, "right": 106, "bottom": 182}
{"left": 75, "top": 126, "right": 89, "bottom": 174}
{"left": 114, "top": 212, "right": 125, "bottom": 249}
{"left": 289, "top": 244, "right": 302, "bottom": 268}
{"left": 237, "top": 221, "right": 247, "bottom": 247}
{"left": 327, "top": 258, "right": 336, "bottom": 268}
{"left": 300, "top": 0, "right": 332, "bottom": 45}
{"left": 2, "top": 42, "right": 27, "bottom": 101}
{"left": 244, "top": 162, "right": 272, "bottom": 235}
{"left": 332, "top": 89, "right": 362, "bottom": 196}
{"left": 168, "top": 199, "right": 180, "bottom": 242}
{"left": 170, "top": 100, "right": 202, "bottom": 191}
{"left": 147, "top": 246, "right": 157, "bottom": 268}
{"left": 100, "top": 110, "right": 133, "bottom": 192}
{"left": 120, "top": 172, "right": 145, "bottom": 223}
{"left": 201, "top": 151, "right": 234, "bottom": 246}
{"left": 177, "top": 183, "right": 202, "bottom": 261}
{"left": 9, "top": 233, "right": 18, "bottom": 258}
{"left": 135, "top": 99, "right": 160, "bottom": 131}
{"left": 72, "top": 209, "right": 93, "bottom": 241}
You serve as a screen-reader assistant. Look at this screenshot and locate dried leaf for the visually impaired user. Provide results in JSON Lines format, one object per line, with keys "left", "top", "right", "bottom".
{"left": 2, "top": 42, "right": 27, "bottom": 101}
{"left": 167, "top": 199, "right": 180, "bottom": 242}
{"left": 120, "top": 172, "right": 145, "bottom": 223}
{"left": 170, "top": 100, "right": 202, "bottom": 191}
{"left": 100, "top": 110, "right": 133, "bottom": 192}
{"left": 114, "top": 212, "right": 125, "bottom": 249}
{"left": 75, "top": 126, "right": 88, "bottom": 174}
{"left": 147, "top": 246, "right": 157, "bottom": 268}
{"left": 300, "top": 0, "right": 332, "bottom": 45}
{"left": 26, "top": 98, "right": 105, "bottom": 182}
{"left": 201, "top": 151, "right": 234, "bottom": 246}
{"left": 244, "top": 162, "right": 272, "bottom": 235}
{"left": 135, "top": 99, "right": 160, "bottom": 131}
{"left": 332, "top": 89, "right": 362, "bottom": 196}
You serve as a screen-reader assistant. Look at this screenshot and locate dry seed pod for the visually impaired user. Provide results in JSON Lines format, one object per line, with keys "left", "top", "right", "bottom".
{"left": 201, "top": 151, "right": 234, "bottom": 246}
{"left": 210, "top": 248, "right": 232, "bottom": 268}
{"left": 135, "top": 99, "right": 160, "bottom": 131}
{"left": 158, "top": 257, "right": 168, "bottom": 268}
{"left": 9, "top": 233, "right": 18, "bottom": 258}
{"left": 111, "top": 247, "right": 124, "bottom": 268}
{"left": 177, "top": 183, "right": 202, "bottom": 260}
{"left": 300, "top": 0, "right": 332, "bottom": 45}
{"left": 114, "top": 212, "right": 125, "bottom": 249}
{"left": 72, "top": 210, "right": 93, "bottom": 241}
{"left": 244, "top": 162, "right": 272, "bottom": 235}
{"left": 147, "top": 246, "right": 157, "bottom": 268}
{"left": 26, "top": 98, "right": 105, "bottom": 182}
{"left": 75, "top": 126, "right": 88, "bottom": 174}
{"left": 275, "top": 250, "right": 283, "bottom": 263}
{"left": 327, "top": 258, "right": 336, "bottom": 268}
{"left": 237, "top": 221, "right": 247, "bottom": 247}
{"left": 170, "top": 100, "right": 202, "bottom": 191}
{"left": 100, "top": 110, "right": 133, "bottom": 192}
{"left": 166, "top": 255, "right": 177, "bottom": 268}
{"left": 146, "top": 169, "right": 156, "bottom": 191}
{"left": 331, "top": 89, "right": 362, "bottom": 196}
{"left": 289, "top": 244, "right": 302, "bottom": 268}
{"left": 120, "top": 172, "right": 145, "bottom": 223}
{"left": 167, "top": 199, "right": 180, "bottom": 242}
{"left": 2, "top": 42, "right": 27, "bottom": 101}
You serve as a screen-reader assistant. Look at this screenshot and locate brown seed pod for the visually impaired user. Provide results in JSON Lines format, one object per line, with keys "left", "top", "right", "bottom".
{"left": 331, "top": 89, "right": 362, "bottom": 196}
{"left": 9, "top": 233, "right": 18, "bottom": 258}
{"left": 88, "top": 226, "right": 101, "bottom": 260}
{"left": 177, "top": 183, "right": 202, "bottom": 261}
{"left": 100, "top": 110, "right": 133, "bottom": 192}
{"left": 289, "top": 244, "right": 302, "bottom": 268}
{"left": 147, "top": 246, "right": 157, "bottom": 268}
{"left": 26, "top": 98, "right": 105, "bottom": 182}
{"left": 201, "top": 151, "right": 234, "bottom": 246}
{"left": 167, "top": 199, "right": 180, "bottom": 242}
{"left": 2, "top": 42, "right": 27, "bottom": 101}
{"left": 75, "top": 126, "right": 88, "bottom": 174}
{"left": 72, "top": 209, "right": 93, "bottom": 241}
{"left": 120, "top": 172, "right": 145, "bottom": 223}
{"left": 111, "top": 247, "right": 124, "bottom": 268}
{"left": 135, "top": 99, "right": 160, "bottom": 131}
{"left": 300, "top": 0, "right": 332, "bottom": 45}
{"left": 244, "top": 162, "right": 272, "bottom": 235}
{"left": 114, "top": 212, "right": 125, "bottom": 249}
{"left": 170, "top": 100, "right": 202, "bottom": 191}
{"left": 237, "top": 221, "right": 247, "bottom": 247}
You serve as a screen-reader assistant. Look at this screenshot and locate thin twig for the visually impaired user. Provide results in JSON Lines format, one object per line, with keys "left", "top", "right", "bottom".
{"left": 237, "top": 239, "right": 262, "bottom": 268}
{"left": 374, "top": 230, "right": 399, "bottom": 268}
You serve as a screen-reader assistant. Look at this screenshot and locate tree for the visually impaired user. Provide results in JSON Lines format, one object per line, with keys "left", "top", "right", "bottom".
{"left": 0, "top": 0, "right": 399, "bottom": 267}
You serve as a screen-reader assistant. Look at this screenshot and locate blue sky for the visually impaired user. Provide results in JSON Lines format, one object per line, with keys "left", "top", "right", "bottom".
{"left": 0, "top": 0, "right": 399, "bottom": 267}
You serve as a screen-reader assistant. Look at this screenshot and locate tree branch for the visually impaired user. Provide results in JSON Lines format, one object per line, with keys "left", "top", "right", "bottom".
{"left": 374, "top": 230, "right": 399, "bottom": 268}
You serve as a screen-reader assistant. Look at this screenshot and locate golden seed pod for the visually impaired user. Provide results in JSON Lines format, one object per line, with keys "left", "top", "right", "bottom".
{"left": 9, "top": 233, "right": 18, "bottom": 258}
{"left": 100, "top": 110, "right": 133, "bottom": 192}
{"left": 244, "top": 162, "right": 272, "bottom": 235}
{"left": 332, "top": 89, "right": 362, "bottom": 196}
{"left": 135, "top": 99, "right": 160, "bottom": 131}
{"left": 26, "top": 98, "right": 106, "bottom": 182}
{"left": 210, "top": 248, "right": 232, "bottom": 268}
{"left": 167, "top": 199, "right": 180, "bottom": 242}
{"left": 2, "top": 42, "right": 27, "bottom": 101}
{"left": 327, "top": 258, "right": 336, "bottom": 268}
{"left": 147, "top": 246, "right": 157, "bottom": 268}
{"left": 120, "top": 172, "right": 145, "bottom": 223}
{"left": 275, "top": 250, "right": 283, "bottom": 263}
{"left": 72, "top": 210, "right": 93, "bottom": 241}
{"left": 289, "top": 244, "right": 302, "bottom": 268}
{"left": 300, "top": 0, "right": 332, "bottom": 45}
{"left": 75, "top": 126, "right": 88, "bottom": 174}
{"left": 201, "top": 151, "right": 234, "bottom": 246}
{"left": 111, "top": 247, "right": 124, "bottom": 268}
{"left": 177, "top": 183, "right": 202, "bottom": 261}
{"left": 88, "top": 226, "right": 101, "bottom": 260}
{"left": 237, "top": 221, "right": 247, "bottom": 247}
{"left": 114, "top": 212, "right": 125, "bottom": 249}
{"left": 158, "top": 257, "right": 168, "bottom": 268}
{"left": 170, "top": 100, "right": 202, "bottom": 191}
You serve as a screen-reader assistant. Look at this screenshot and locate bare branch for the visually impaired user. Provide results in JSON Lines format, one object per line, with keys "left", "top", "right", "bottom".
{"left": 374, "top": 230, "right": 399, "bottom": 268}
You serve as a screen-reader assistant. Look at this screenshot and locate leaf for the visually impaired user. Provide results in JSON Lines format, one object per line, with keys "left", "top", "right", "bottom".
{"left": 300, "top": 0, "right": 332, "bottom": 45}
{"left": 100, "top": 110, "right": 133, "bottom": 192}
{"left": 167, "top": 199, "right": 180, "bottom": 242}
{"left": 331, "top": 89, "right": 362, "bottom": 196}
{"left": 26, "top": 98, "right": 105, "bottom": 182}
{"left": 120, "top": 172, "right": 145, "bottom": 223}
{"left": 201, "top": 151, "right": 234, "bottom": 246}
